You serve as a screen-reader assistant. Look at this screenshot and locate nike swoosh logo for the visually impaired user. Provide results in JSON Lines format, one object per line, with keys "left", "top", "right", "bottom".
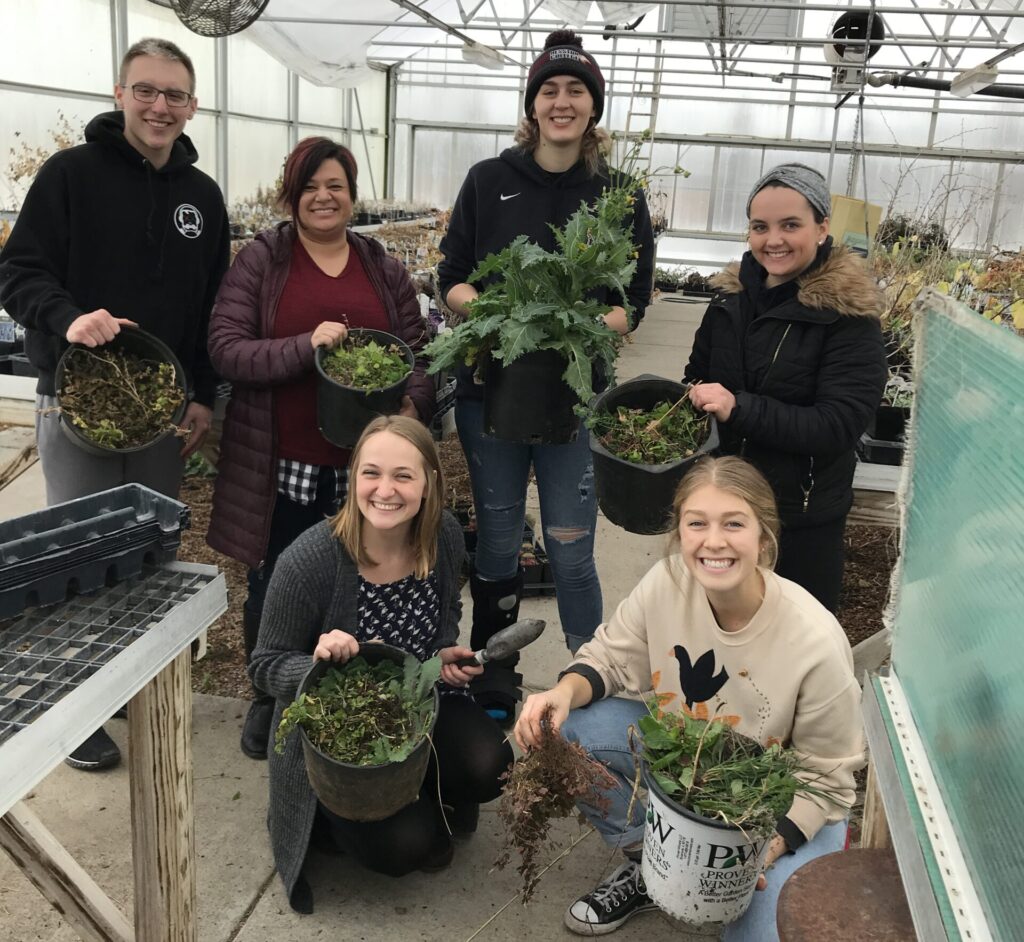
{"left": 500, "top": 192, "right": 521, "bottom": 201}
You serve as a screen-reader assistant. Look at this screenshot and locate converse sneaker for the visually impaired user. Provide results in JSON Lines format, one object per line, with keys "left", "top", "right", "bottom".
{"left": 564, "top": 859, "right": 658, "bottom": 935}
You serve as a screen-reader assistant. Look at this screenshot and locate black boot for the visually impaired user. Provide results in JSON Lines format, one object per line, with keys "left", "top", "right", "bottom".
{"left": 467, "top": 571, "right": 524, "bottom": 728}
{"left": 240, "top": 606, "right": 275, "bottom": 760}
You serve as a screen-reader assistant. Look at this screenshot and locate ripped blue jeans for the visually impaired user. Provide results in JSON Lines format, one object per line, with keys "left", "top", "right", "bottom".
{"left": 455, "top": 397, "right": 602, "bottom": 649}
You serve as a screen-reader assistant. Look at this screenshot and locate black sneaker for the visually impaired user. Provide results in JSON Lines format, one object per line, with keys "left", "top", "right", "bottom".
{"left": 65, "top": 726, "right": 121, "bottom": 771}
{"left": 564, "top": 859, "right": 657, "bottom": 936}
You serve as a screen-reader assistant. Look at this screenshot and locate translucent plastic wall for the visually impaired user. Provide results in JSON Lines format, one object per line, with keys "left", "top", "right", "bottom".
{"left": 892, "top": 294, "right": 1024, "bottom": 939}
{"left": 0, "top": 0, "right": 387, "bottom": 209}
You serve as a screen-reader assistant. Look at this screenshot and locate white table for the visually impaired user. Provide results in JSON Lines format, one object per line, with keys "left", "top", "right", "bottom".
{"left": 0, "top": 562, "right": 226, "bottom": 942}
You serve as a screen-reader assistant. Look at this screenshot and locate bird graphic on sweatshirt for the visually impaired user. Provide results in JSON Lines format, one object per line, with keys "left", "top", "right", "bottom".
{"left": 672, "top": 645, "right": 729, "bottom": 708}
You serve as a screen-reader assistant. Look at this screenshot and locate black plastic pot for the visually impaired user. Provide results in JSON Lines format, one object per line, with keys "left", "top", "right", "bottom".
{"left": 867, "top": 404, "right": 911, "bottom": 442}
{"left": 315, "top": 329, "right": 414, "bottom": 448}
{"left": 483, "top": 350, "right": 580, "bottom": 444}
{"left": 54, "top": 326, "right": 188, "bottom": 458}
{"left": 297, "top": 643, "right": 439, "bottom": 823}
{"left": 590, "top": 375, "right": 719, "bottom": 535}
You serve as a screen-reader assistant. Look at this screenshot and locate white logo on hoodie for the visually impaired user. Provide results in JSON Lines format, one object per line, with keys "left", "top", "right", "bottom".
{"left": 174, "top": 204, "right": 203, "bottom": 239}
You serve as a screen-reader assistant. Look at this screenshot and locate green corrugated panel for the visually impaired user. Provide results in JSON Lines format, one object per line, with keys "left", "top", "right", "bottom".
{"left": 891, "top": 290, "right": 1024, "bottom": 940}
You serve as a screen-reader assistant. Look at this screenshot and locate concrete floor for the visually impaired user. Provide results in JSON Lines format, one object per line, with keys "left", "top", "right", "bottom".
{"left": 0, "top": 295, "right": 726, "bottom": 941}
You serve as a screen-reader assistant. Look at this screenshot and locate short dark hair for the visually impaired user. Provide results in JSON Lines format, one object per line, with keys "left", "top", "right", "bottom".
{"left": 119, "top": 38, "right": 196, "bottom": 94}
{"left": 277, "top": 137, "right": 359, "bottom": 221}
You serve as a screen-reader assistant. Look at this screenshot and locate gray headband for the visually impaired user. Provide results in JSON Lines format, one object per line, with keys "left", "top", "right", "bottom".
{"left": 746, "top": 163, "right": 831, "bottom": 220}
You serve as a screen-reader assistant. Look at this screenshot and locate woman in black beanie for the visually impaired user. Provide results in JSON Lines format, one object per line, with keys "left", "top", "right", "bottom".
{"left": 437, "top": 30, "right": 655, "bottom": 724}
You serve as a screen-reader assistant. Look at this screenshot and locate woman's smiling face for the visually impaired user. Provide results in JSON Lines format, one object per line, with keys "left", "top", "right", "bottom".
{"left": 532, "top": 75, "right": 594, "bottom": 147}
{"left": 354, "top": 431, "right": 427, "bottom": 533}
{"left": 678, "top": 484, "right": 765, "bottom": 597}
{"left": 747, "top": 185, "right": 829, "bottom": 288}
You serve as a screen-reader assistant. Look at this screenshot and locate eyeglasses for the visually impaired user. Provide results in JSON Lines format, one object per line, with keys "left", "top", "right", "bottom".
{"left": 126, "top": 83, "right": 193, "bottom": 108}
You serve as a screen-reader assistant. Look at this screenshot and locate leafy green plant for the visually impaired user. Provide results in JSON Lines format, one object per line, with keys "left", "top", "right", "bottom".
{"left": 275, "top": 654, "right": 440, "bottom": 765}
{"left": 320, "top": 336, "right": 410, "bottom": 391}
{"left": 59, "top": 348, "right": 184, "bottom": 449}
{"left": 425, "top": 135, "right": 682, "bottom": 405}
{"left": 590, "top": 396, "right": 709, "bottom": 465}
{"left": 639, "top": 701, "right": 827, "bottom": 835}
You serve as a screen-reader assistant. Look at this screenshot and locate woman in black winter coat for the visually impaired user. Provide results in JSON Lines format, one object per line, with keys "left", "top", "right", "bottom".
{"left": 684, "top": 163, "right": 886, "bottom": 610}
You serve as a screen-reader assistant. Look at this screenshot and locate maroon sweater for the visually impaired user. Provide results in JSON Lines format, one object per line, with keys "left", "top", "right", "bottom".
{"left": 206, "top": 223, "right": 433, "bottom": 569}
{"left": 273, "top": 240, "right": 389, "bottom": 465}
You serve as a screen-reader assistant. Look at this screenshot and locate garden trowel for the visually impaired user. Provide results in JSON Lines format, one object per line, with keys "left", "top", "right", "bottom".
{"left": 456, "top": 618, "right": 546, "bottom": 667}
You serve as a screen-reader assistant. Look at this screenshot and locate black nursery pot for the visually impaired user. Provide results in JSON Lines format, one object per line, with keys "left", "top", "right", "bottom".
{"left": 590, "top": 374, "right": 719, "bottom": 535}
{"left": 297, "top": 643, "right": 439, "bottom": 823}
{"left": 482, "top": 349, "right": 580, "bottom": 444}
{"left": 54, "top": 326, "right": 188, "bottom": 458}
{"left": 316, "top": 329, "right": 414, "bottom": 448}
{"left": 867, "top": 404, "right": 911, "bottom": 442}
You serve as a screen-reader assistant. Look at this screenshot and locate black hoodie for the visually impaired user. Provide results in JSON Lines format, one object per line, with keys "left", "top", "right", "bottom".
{"left": 0, "top": 111, "right": 229, "bottom": 406}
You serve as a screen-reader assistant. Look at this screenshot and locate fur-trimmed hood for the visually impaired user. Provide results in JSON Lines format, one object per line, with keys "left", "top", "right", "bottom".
{"left": 709, "top": 245, "right": 883, "bottom": 318}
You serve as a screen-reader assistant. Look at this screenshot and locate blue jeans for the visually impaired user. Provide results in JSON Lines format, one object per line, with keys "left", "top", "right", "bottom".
{"left": 456, "top": 397, "right": 601, "bottom": 649}
{"left": 562, "top": 697, "right": 849, "bottom": 942}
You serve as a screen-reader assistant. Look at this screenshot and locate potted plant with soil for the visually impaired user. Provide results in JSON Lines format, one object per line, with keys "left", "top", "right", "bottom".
{"left": 425, "top": 135, "right": 676, "bottom": 445}
{"left": 276, "top": 643, "right": 440, "bottom": 822}
{"left": 638, "top": 703, "right": 827, "bottom": 926}
{"left": 589, "top": 375, "right": 718, "bottom": 534}
{"left": 315, "top": 328, "right": 414, "bottom": 448}
{"left": 54, "top": 326, "right": 187, "bottom": 456}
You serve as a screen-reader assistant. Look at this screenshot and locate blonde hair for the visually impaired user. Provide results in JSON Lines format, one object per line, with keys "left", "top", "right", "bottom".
{"left": 513, "top": 117, "right": 611, "bottom": 178}
{"left": 330, "top": 416, "right": 444, "bottom": 579}
{"left": 667, "top": 456, "right": 780, "bottom": 569}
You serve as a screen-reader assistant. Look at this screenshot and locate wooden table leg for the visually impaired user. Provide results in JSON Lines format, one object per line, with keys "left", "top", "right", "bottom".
{"left": 0, "top": 800, "right": 134, "bottom": 942}
{"left": 861, "top": 757, "right": 891, "bottom": 850}
{"left": 128, "top": 648, "right": 195, "bottom": 942}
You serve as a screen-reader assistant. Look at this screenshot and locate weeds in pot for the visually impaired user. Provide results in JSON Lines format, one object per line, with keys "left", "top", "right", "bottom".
{"left": 496, "top": 706, "right": 618, "bottom": 902}
{"left": 275, "top": 654, "right": 440, "bottom": 765}
{"left": 321, "top": 337, "right": 410, "bottom": 390}
{"left": 639, "top": 700, "right": 824, "bottom": 835}
{"left": 59, "top": 347, "right": 184, "bottom": 449}
{"left": 590, "top": 397, "right": 709, "bottom": 465}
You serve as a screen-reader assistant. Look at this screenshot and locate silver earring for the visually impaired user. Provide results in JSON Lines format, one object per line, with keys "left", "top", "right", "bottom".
{"left": 818, "top": 240, "right": 824, "bottom": 245}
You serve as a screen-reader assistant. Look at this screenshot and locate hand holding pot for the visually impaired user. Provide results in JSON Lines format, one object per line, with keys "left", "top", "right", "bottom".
{"left": 755, "top": 834, "right": 788, "bottom": 891}
{"left": 310, "top": 321, "right": 348, "bottom": 350}
{"left": 438, "top": 645, "right": 483, "bottom": 687}
{"left": 688, "top": 381, "right": 736, "bottom": 422}
{"left": 66, "top": 309, "right": 137, "bottom": 346}
{"left": 313, "top": 629, "right": 360, "bottom": 663}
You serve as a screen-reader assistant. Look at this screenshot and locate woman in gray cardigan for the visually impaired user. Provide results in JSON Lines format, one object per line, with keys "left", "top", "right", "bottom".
{"left": 250, "top": 415, "right": 513, "bottom": 913}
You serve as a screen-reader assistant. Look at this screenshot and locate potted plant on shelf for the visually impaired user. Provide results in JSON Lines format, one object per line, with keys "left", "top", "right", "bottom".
{"left": 315, "top": 329, "right": 414, "bottom": 448}
{"left": 276, "top": 644, "right": 440, "bottom": 822}
{"left": 588, "top": 375, "right": 717, "bottom": 534}
{"left": 425, "top": 134, "right": 680, "bottom": 444}
{"left": 638, "top": 702, "right": 831, "bottom": 926}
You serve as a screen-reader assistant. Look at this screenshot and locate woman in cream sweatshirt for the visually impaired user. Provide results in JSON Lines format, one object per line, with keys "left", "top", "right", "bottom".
{"left": 515, "top": 456, "right": 863, "bottom": 941}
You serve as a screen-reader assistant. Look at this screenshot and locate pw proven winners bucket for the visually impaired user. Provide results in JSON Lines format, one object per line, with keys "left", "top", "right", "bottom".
{"left": 641, "top": 767, "right": 772, "bottom": 925}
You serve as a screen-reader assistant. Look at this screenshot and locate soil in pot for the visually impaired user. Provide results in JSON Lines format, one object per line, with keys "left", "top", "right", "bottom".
{"left": 483, "top": 349, "right": 580, "bottom": 444}
{"left": 589, "top": 375, "right": 718, "bottom": 534}
{"left": 315, "top": 329, "right": 414, "bottom": 448}
{"left": 276, "top": 644, "right": 439, "bottom": 821}
{"left": 56, "top": 331, "right": 186, "bottom": 453}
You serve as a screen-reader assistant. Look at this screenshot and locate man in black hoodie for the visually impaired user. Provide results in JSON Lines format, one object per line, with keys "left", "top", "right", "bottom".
{"left": 0, "top": 37, "right": 229, "bottom": 770}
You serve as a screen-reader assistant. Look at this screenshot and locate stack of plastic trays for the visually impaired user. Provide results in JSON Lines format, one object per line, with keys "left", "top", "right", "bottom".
{"left": 0, "top": 484, "right": 190, "bottom": 618}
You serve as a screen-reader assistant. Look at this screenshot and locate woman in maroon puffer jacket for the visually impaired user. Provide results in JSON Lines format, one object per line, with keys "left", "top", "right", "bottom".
{"left": 206, "top": 137, "right": 433, "bottom": 760}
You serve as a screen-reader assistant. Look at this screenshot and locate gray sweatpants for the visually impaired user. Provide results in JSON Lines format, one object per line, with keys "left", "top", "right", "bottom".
{"left": 35, "top": 394, "right": 185, "bottom": 506}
